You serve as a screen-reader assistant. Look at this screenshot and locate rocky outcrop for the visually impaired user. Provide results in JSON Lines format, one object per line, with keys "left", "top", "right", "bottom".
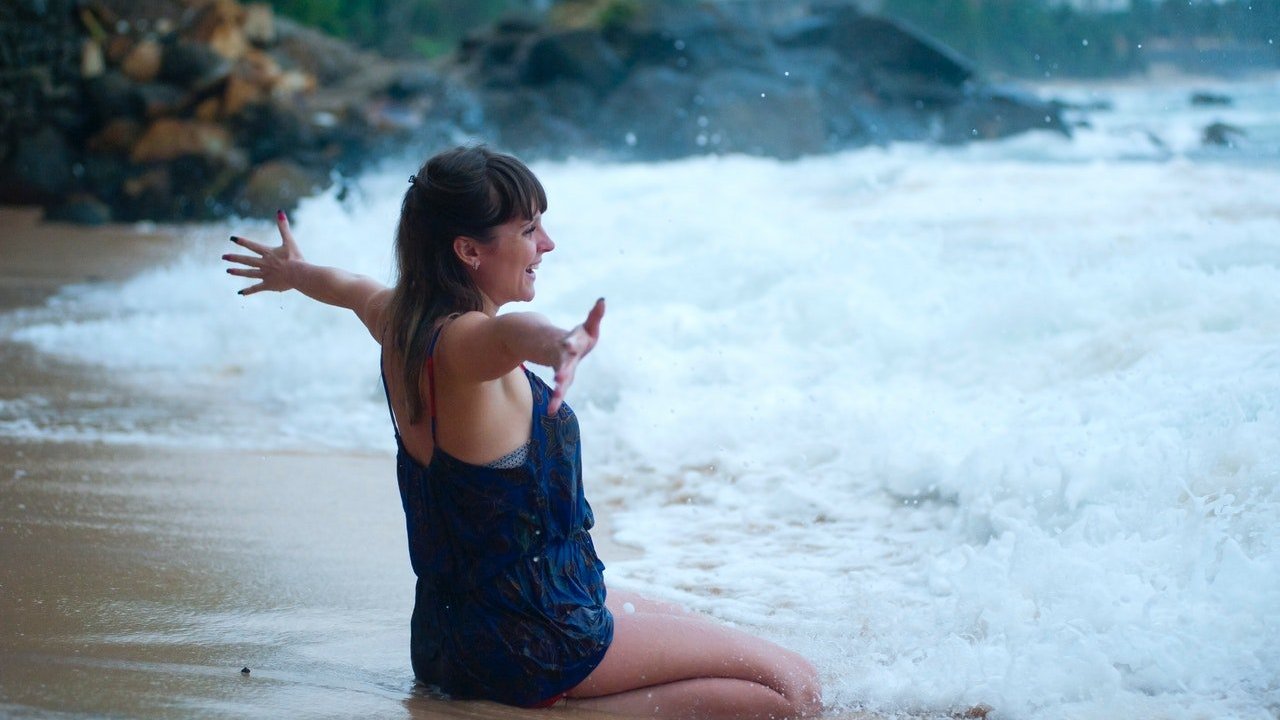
{"left": 442, "top": 2, "right": 1069, "bottom": 160}
{"left": 1, "top": 0, "right": 1070, "bottom": 223}
{"left": 0, "top": 0, "right": 479, "bottom": 222}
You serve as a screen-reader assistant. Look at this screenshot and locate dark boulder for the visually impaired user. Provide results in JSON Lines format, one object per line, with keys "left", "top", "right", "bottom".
{"left": 234, "top": 159, "right": 329, "bottom": 217}
{"left": 1202, "top": 121, "right": 1245, "bottom": 148}
{"left": 160, "top": 39, "right": 233, "bottom": 92}
{"left": 0, "top": 127, "right": 76, "bottom": 204}
{"left": 45, "top": 193, "right": 113, "bottom": 225}
{"left": 693, "top": 70, "right": 826, "bottom": 158}
{"left": 83, "top": 71, "right": 144, "bottom": 128}
{"left": 939, "top": 86, "right": 1070, "bottom": 144}
{"left": 1190, "top": 91, "right": 1232, "bottom": 107}
{"left": 598, "top": 67, "right": 700, "bottom": 159}
{"left": 440, "top": 1, "right": 1066, "bottom": 162}
{"left": 521, "top": 29, "right": 626, "bottom": 96}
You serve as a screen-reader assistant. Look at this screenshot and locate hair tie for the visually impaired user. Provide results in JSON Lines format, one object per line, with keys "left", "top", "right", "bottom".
{"left": 408, "top": 174, "right": 418, "bottom": 185}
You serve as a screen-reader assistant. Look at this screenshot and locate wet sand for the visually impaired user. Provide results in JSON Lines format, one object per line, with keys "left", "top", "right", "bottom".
{"left": 0, "top": 208, "right": 873, "bottom": 719}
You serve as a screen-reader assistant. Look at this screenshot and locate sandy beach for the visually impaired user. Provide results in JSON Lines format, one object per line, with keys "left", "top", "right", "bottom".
{"left": 0, "top": 208, "right": 656, "bottom": 720}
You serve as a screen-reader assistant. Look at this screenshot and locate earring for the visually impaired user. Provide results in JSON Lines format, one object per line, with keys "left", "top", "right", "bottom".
{"left": 472, "top": 261, "right": 480, "bottom": 270}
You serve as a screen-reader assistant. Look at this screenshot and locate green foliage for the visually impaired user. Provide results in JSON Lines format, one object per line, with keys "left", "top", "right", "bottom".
{"left": 598, "top": 0, "right": 641, "bottom": 34}
{"left": 264, "top": 0, "right": 518, "bottom": 58}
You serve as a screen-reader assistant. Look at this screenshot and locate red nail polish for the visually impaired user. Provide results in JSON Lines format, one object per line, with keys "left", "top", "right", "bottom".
{"left": 276, "top": 209, "right": 285, "bottom": 221}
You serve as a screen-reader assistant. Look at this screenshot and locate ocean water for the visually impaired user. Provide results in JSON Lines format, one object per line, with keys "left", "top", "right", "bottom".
{"left": 4, "top": 75, "right": 1279, "bottom": 719}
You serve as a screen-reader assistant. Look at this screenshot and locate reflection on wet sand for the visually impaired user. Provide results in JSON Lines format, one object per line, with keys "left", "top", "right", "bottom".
{"left": 0, "top": 437, "right": 638, "bottom": 720}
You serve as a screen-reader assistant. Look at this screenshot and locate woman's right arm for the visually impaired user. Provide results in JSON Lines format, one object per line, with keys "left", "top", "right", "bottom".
{"left": 224, "top": 211, "right": 390, "bottom": 342}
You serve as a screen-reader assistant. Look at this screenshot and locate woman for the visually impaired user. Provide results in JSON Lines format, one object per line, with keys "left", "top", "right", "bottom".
{"left": 224, "top": 146, "right": 822, "bottom": 718}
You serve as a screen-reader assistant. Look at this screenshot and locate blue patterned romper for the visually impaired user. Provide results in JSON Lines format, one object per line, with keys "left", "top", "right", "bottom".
{"left": 381, "top": 326, "right": 613, "bottom": 708}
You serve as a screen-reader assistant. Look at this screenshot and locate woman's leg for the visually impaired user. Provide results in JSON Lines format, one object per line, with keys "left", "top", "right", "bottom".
{"left": 565, "top": 590, "right": 823, "bottom": 719}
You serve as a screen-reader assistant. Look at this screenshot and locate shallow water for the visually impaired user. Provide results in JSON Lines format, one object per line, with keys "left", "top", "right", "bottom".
{"left": 3, "top": 75, "right": 1279, "bottom": 719}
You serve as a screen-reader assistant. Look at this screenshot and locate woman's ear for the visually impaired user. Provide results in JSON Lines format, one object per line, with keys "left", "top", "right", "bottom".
{"left": 453, "top": 236, "right": 481, "bottom": 270}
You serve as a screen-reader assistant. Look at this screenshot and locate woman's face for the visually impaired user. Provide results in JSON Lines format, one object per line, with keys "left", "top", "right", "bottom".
{"left": 474, "top": 211, "right": 553, "bottom": 309}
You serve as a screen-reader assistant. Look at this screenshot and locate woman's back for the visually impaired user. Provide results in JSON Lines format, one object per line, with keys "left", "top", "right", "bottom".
{"left": 381, "top": 323, "right": 612, "bottom": 707}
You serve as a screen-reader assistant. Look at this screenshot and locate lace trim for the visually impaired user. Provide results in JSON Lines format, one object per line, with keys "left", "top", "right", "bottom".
{"left": 485, "top": 441, "right": 530, "bottom": 469}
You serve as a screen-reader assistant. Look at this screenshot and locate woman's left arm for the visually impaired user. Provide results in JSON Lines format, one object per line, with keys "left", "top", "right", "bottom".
{"left": 224, "top": 211, "right": 391, "bottom": 342}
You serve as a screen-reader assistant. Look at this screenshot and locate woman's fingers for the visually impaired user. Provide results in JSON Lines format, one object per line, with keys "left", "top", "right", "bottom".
{"left": 584, "top": 297, "right": 605, "bottom": 338}
{"left": 226, "top": 267, "right": 263, "bottom": 279}
{"left": 547, "top": 298, "right": 606, "bottom": 415}
{"left": 238, "top": 282, "right": 267, "bottom": 296}
{"left": 222, "top": 253, "right": 264, "bottom": 268}
{"left": 276, "top": 209, "right": 297, "bottom": 251}
{"left": 227, "top": 235, "right": 270, "bottom": 254}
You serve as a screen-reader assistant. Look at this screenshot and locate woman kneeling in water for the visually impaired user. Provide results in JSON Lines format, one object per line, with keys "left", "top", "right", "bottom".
{"left": 224, "top": 146, "right": 822, "bottom": 718}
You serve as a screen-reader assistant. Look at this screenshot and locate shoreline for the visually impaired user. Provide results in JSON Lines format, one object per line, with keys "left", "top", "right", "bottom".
{"left": 0, "top": 210, "right": 647, "bottom": 720}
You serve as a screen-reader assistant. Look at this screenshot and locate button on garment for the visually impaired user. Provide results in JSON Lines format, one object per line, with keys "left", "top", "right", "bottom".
{"left": 381, "top": 327, "right": 613, "bottom": 708}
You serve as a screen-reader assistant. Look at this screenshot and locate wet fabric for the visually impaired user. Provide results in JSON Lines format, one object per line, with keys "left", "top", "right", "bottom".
{"left": 381, "top": 327, "right": 613, "bottom": 708}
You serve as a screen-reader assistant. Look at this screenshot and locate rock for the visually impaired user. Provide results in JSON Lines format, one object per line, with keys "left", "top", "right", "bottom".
{"left": 441, "top": 1, "right": 1062, "bottom": 161}
{"left": 195, "top": 96, "right": 222, "bottom": 121}
{"left": 1202, "top": 121, "right": 1244, "bottom": 147}
{"left": 83, "top": 71, "right": 143, "bottom": 127}
{"left": 121, "top": 166, "right": 173, "bottom": 220}
{"left": 81, "top": 39, "right": 105, "bottom": 78}
{"left": 222, "top": 73, "right": 266, "bottom": 117}
{"left": 237, "top": 49, "right": 283, "bottom": 87}
{"left": 87, "top": 118, "right": 144, "bottom": 154}
{"left": 486, "top": 85, "right": 594, "bottom": 157}
{"left": 940, "top": 87, "right": 1069, "bottom": 144}
{"left": 695, "top": 70, "right": 827, "bottom": 158}
{"left": 191, "top": 0, "right": 249, "bottom": 61}
{"left": 161, "top": 39, "right": 232, "bottom": 92}
{"left": 231, "top": 102, "right": 312, "bottom": 164}
{"left": 236, "top": 159, "right": 328, "bottom": 217}
{"left": 0, "top": 127, "right": 76, "bottom": 204}
{"left": 135, "top": 82, "right": 186, "bottom": 119}
{"left": 521, "top": 29, "right": 626, "bottom": 95}
{"left": 130, "top": 118, "right": 237, "bottom": 165}
{"left": 45, "top": 193, "right": 113, "bottom": 225}
{"left": 1190, "top": 91, "right": 1232, "bottom": 107}
{"left": 598, "top": 67, "right": 699, "bottom": 158}
{"left": 270, "top": 70, "right": 315, "bottom": 100}
{"left": 243, "top": 4, "right": 276, "bottom": 46}
{"left": 81, "top": 152, "right": 131, "bottom": 203}
{"left": 105, "top": 34, "right": 135, "bottom": 65}
{"left": 822, "top": 11, "right": 974, "bottom": 88}
{"left": 273, "top": 17, "right": 363, "bottom": 84}
{"left": 122, "top": 39, "right": 163, "bottom": 83}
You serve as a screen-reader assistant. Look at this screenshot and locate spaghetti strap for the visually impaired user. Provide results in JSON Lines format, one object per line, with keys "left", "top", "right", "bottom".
{"left": 424, "top": 323, "right": 447, "bottom": 443}
{"left": 378, "top": 364, "right": 401, "bottom": 441}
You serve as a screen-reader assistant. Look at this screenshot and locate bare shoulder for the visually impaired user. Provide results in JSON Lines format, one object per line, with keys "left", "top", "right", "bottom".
{"left": 435, "top": 311, "right": 524, "bottom": 384}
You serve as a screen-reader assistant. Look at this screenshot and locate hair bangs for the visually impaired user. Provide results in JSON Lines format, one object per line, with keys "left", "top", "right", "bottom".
{"left": 487, "top": 154, "right": 548, "bottom": 225}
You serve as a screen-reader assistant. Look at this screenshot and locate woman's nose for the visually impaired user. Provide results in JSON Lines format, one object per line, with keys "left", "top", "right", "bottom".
{"left": 540, "top": 230, "right": 555, "bottom": 252}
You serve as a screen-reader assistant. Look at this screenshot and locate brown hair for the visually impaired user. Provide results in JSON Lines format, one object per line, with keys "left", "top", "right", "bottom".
{"left": 386, "top": 145, "right": 548, "bottom": 424}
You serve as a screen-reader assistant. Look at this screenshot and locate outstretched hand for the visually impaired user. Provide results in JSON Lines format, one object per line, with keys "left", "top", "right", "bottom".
{"left": 548, "top": 298, "right": 606, "bottom": 416}
{"left": 223, "top": 210, "right": 305, "bottom": 296}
